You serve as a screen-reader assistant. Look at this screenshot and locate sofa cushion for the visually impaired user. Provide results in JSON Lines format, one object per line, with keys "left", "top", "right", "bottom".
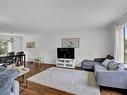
{"left": 107, "top": 61, "right": 126, "bottom": 71}
{"left": 95, "top": 64, "right": 108, "bottom": 71}
{"left": 0, "top": 69, "right": 20, "bottom": 95}
{"left": 117, "top": 63, "right": 127, "bottom": 71}
{"left": 101, "top": 59, "right": 112, "bottom": 67}
{"left": 94, "top": 58, "right": 105, "bottom": 63}
{"left": 107, "top": 61, "right": 120, "bottom": 70}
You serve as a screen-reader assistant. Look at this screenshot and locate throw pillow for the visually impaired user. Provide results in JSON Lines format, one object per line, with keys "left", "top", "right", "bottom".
{"left": 0, "top": 69, "right": 20, "bottom": 95}
{"left": 101, "top": 59, "right": 112, "bottom": 67}
{"left": 107, "top": 61, "right": 120, "bottom": 70}
{"left": 124, "top": 64, "right": 127, "bottom": 70}
{"left": 117, "top": 63, "right": 126, "bottom": 71}
{"left": 106, "top": 55, "right": 114, "bottom": 60}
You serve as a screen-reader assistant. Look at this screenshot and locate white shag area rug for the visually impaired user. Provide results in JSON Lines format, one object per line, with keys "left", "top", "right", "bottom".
{"left": 27, "top": 67, "right": 100, "bottom": 95}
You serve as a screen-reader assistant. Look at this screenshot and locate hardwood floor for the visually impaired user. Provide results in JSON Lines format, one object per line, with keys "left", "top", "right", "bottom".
{"left": 19, "top": 63, "right": 127, "bottom": 95}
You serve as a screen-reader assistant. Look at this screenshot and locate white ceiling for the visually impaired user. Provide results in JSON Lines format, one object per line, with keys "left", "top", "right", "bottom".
{"left": 0, "top": 0, "right": 127, "bottom": 34}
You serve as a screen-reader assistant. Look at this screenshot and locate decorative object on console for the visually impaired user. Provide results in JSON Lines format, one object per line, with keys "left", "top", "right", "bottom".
{"left": 62, "top": 38, "right": 79, "bottom": 48}
{"left": 26, "top": 42, "right": 35, "bottom": 48}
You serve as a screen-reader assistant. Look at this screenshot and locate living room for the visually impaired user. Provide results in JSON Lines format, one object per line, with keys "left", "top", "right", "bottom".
{"left": 0, "top": 0, "right": 127, "bottom": 95}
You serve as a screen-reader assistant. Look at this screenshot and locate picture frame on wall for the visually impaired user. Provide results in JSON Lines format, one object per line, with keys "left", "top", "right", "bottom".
{"left": 26, "top": 42, "right": 35, "bottom": 48}
{"left": 62, "top": 38, "right": 80, "bottom": 48}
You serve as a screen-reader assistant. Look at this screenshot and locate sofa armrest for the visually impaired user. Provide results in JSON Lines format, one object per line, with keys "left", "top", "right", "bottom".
{"left": 96, "top": 71, "right": 127, "bottom": 89}
{"left": 11, "top": 80, "right": 19, "bottom": 95}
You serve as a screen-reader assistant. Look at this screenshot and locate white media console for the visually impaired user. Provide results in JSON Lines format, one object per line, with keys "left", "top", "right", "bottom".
{"left": 56, "top": 58, "right": 75, "bottom": 68}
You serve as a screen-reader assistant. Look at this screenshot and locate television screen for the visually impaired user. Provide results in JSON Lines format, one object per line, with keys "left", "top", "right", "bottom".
{"left": 57, "top": 48, "right": 75, "bottom": 59}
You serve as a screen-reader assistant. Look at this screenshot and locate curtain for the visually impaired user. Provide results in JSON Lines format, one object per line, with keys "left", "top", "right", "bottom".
{"left": 114, "top": 26, "right": 124, "bottom": 63}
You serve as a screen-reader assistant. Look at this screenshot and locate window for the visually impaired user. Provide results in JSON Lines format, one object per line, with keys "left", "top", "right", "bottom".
{"left": 0, "top": 40, "right": 8, "bottom": 55}
{"left": 124, "top": 27, "right": 127, "bottom": 63}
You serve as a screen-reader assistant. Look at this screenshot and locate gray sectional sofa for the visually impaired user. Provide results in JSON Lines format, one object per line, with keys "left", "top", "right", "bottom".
{"left": 81, "top": 56, "right": 127, "bottom": 89}
{"left": 94, "top": 63, "right": 127, "bottom": 89}
{"left": 10, "top": 81, "right": 19, "bottom": 95}
{"left": 0, "top": 66, "right": 20, "bottom": 95}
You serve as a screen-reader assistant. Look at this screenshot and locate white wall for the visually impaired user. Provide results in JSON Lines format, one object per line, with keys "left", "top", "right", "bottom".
{"left": 0, "top": 34, "right": 23, "bottom": 53}
{"left": 22, "top": 28, "right": 114, "bottom": 66}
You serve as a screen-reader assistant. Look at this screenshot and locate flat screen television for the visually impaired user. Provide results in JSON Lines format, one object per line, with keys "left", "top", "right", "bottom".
{"left": 57, "top": 48, "right": 75, "bottom": 59}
